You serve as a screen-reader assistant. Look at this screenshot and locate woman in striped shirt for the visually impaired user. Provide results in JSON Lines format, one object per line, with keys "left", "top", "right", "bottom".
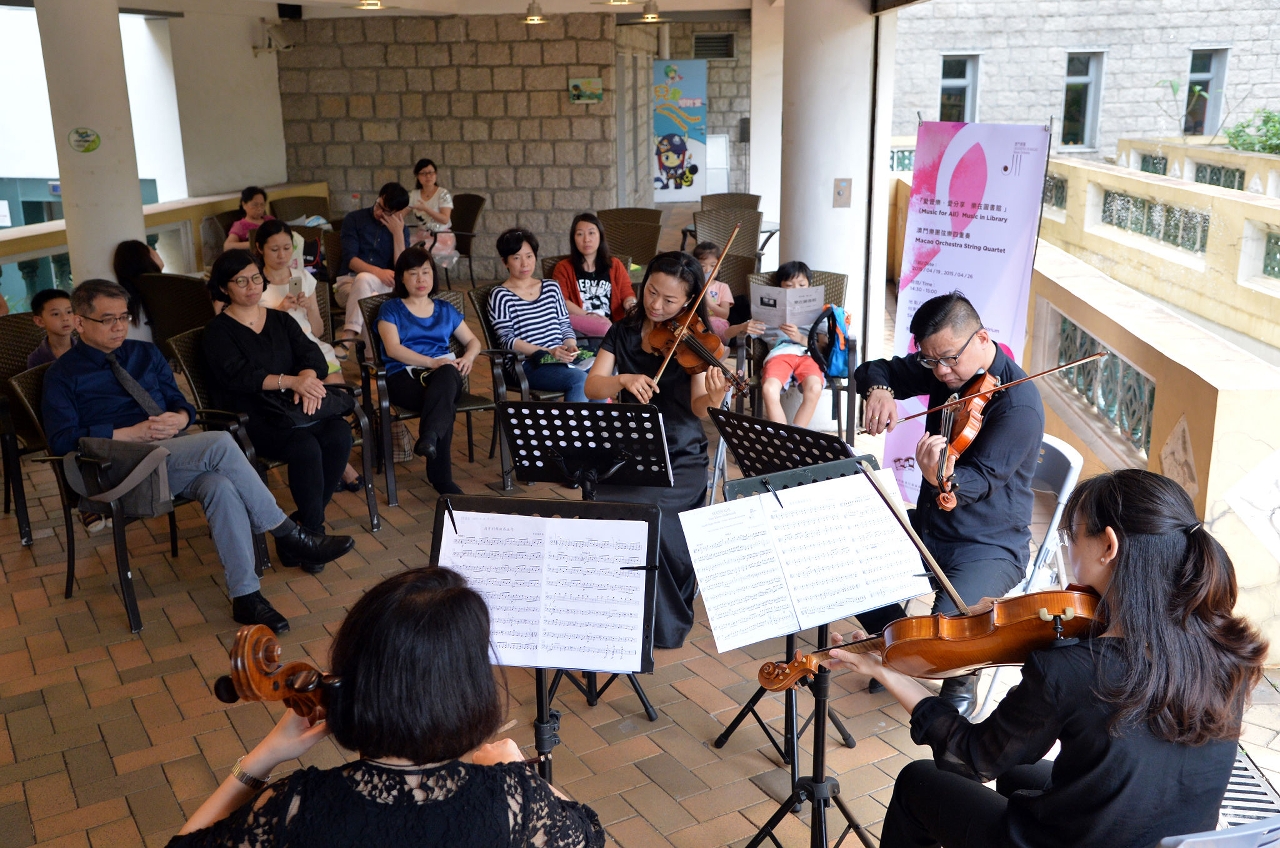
{"left": 488, "top": 228, "right": 601, "bottom": 403}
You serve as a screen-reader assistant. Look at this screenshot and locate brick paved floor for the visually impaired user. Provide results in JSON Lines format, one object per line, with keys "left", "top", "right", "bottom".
{"left": 2, "top": 220, "right": 1278, "bottom": 846}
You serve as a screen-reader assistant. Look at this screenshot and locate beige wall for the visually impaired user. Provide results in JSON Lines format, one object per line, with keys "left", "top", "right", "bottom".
{"left": 170, "top": 10, "right": 288, "bottom": 197}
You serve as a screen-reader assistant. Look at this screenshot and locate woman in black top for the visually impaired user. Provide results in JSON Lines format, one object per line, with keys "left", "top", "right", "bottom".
{"left": 202, "top": 250, "right": 353, "bottom": 555}
{"left": 169, "top": 567, "right": 605, "bottom": 848}
{"left": 828, "top": 469, "right": 1267, "bottom": 848}
{"left": 585, "top": 252, "right": 728, "bottom": 649}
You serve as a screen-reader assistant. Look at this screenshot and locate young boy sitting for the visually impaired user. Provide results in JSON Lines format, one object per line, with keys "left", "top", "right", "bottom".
{"left": 759, "top": 261, "right": 825, "bottom": 428}
{"left": 27, "top": 289, "right": 77, "bottom": 368}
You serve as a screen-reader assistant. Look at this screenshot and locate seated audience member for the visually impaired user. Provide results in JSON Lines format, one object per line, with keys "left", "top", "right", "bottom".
{"left": 377, "top": 247, "right": 481, "bottom": 495}
{"left": 111, "top": 239, "right": 162, "bottom": 342}
{"left": 254, "top": 220, "right": 363, "bottom": 493}
{"left": 27, "top": 289, "right": 77, "bottom": 368}
{"left": 223, "top": 186, "right": 274, "bottom": 251}
{"left": 489, "top": 228, "right": 600, "bottom": 404}
{"left": 202, "top": 251, "right": 354, "bottom": 546}
{"left": 42, "top": 279, "right": 354, "bottom": 633}
{"left": 691, "top": 241, "right": 761, "bottom": 343}
{"left": 407, "top": 158, "right": 457, "bottom": 256}
{"left": 550, "top": 212, "right": 635, "bottom": 340}
{"left": 758, "top": 261, "right": 825, "bottom": 428}
{"left": 170, "top": 567, "right": 606, "bottom": 848}
{"left": 335, "top": 182, "right": 412, "bottom": 347}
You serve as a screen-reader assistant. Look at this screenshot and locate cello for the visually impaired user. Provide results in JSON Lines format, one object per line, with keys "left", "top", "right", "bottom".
{"left": 757, "top": 461, "right": 1102, "bottom": 692}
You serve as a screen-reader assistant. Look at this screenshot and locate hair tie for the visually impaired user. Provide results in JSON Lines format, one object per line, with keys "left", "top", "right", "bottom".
{"left": 1185, "top": 522, "right": 1202, "bottom": 535}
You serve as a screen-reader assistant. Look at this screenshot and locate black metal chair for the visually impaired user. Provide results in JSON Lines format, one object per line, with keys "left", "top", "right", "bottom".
{"left": 133, "top": 273, "right": 216, "bottom": 356}
{"left": 356, "top": 292, "right": 495, "bottom": 507}
{"left": 165, "top": 327, "right": 380, "bottom": 532}
{"left": 322, "top": 229, "right": 344, "bottom": 285}
{"left": 0, "top": 313, "right": 51, "bottom": 546}
{"left": 7, "top": 364, "right": 270, "bottom": 633}
{"left": 443, "top": 194, "right": 486, "bottom": 289}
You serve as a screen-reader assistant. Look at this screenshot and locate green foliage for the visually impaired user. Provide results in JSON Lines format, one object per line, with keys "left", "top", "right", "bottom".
{"left": 1225, "top": 109, "right": 1280, "bottom": 155}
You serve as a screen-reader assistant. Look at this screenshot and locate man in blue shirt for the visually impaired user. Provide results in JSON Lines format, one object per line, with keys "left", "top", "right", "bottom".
{"left": 42, "top": 279, "right": 356, "bottom": 634}
{"left": 335, "top": 182, "right": 411, "bottom": 346}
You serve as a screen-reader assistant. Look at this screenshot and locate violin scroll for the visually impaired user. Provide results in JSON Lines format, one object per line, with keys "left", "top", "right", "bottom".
{"left": 758, "top": 650, "right": 822, "bottom": 693}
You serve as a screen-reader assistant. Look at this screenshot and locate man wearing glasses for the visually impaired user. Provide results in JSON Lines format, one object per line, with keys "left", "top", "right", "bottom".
{"left": 335, "top": 181, "right": 412, "bottom": 348}
{"left": 852, "top": 291, "right": 1045, "bottom": 715}
{"left": 42, "top": 280, "right": 355, "bottom": 635}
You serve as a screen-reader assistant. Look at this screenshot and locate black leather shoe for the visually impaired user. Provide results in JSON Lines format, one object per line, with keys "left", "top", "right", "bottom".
{"left": 334, "top": 474, "right": 364, "bottom": 494}
{"left": 940, "top": 675, "right": 978, "bottom": 717}
{"left": 232, "top": 591, "right": 289, "bottom": 634}
{"left": 413, "top": 435, "right": 438, "bottom": 460}
{"left": 274, "top": 525, "right": 355, "bottom": 572}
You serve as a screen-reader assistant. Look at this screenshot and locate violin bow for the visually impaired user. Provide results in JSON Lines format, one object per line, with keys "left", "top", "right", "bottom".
{"left": 857, "top": 460, "right": 970, "bottom": 615}
{"left": 893, "top": 351, "right": 1107, "bottom": 426}
{"left": 652, "top": 224, "right": 741, "bottom": 384}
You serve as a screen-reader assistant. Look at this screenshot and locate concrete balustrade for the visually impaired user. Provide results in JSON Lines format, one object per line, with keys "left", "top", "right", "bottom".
{"left": 1117, "top": 137, "right": 1280, "bottom": 199}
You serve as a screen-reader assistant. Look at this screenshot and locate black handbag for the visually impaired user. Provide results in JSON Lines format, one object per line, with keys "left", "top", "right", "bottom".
{"left": 257, "top": 385, "right": 355, "bottom": 429}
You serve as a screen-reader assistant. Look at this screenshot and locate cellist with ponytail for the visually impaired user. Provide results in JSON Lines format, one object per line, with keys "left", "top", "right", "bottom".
{"left": 826, "top": 469, "right": 1267, "bottom": 848}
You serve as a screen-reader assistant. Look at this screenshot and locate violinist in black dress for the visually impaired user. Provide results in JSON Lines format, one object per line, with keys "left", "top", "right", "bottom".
{"left": 826, "top": 469, "right": 1267, "bottom": 848}
{"left": 854, "top": 292, "right": 1045, "bottom": 713}
{"left": 585, "top": 252, "right": 728, "bottom": 649}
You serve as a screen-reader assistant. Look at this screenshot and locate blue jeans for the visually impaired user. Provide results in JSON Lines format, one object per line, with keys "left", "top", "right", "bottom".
{"left": 522, "top": 361, "right": 602, "bottom": 403}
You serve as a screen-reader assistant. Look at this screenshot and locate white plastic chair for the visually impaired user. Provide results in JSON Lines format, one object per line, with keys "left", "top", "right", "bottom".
{"left": 1021, "top": 433, "right": 1084, "bottom": 592}
{"left": 1159, "top": 814, "right": 1280, "bottom": 847}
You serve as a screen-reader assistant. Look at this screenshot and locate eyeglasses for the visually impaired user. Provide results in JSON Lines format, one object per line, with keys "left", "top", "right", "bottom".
{"left": 81, "top": 314, "right": 132, "bottom": 328}
{"left": 229, "top": 273, "right": 264, "bottom": 289}
{"left": 917, "top": 328, "right": 982, "bottom": 370}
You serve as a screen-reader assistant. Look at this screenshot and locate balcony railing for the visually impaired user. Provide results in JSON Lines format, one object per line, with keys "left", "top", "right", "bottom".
{"left": 1055, "top": 312, "right": 1156, "bottom": 456}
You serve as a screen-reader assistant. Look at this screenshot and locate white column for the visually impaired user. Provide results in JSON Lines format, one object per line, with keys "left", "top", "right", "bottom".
{"left": 780, "top": 0, "right": 894, "bottom": 352}
{"left": 34, "top": 0, "right": 145, "bottom": 283}
{"left": 748, "top": 0, "right": 784, "bottom": 272}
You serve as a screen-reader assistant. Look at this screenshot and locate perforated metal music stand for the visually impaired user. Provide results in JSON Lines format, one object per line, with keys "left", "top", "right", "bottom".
{"left": 708, "top": 406, "right": 854, "bottom": 480}
{"left": 497, "top": 401, "right": 672, "bottom": 721}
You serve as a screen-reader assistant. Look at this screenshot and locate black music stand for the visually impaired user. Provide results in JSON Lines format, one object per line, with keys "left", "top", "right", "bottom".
{"left": 429, "top": 494, "right": 660, "bottom": 783}
{"left": 498, "top": 401, "right": 672, "bottom": 721}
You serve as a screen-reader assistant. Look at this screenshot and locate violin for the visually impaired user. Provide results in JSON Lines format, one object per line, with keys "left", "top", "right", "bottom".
{"left": 213, "top": 624, "right": 341, "bottom": 722}
{"left": 646, "top": 311, "right": 750, "bottom": 394}
{"left": 757, "top": 585, "right": 1101, "bottom": 691}
{"left": 933, "top": 370, "right": 1001, "bottom": 511}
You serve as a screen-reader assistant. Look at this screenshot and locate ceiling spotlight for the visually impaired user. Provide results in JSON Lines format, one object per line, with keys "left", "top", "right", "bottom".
{"left": 353, "top": 0, "right": 382, "bottom": 8}
{"left": 524, "top": 1, "right": 546, "bottom": 24}
{"left": 641, "top": 1, "right": 663, "bottom": 22}
{"left": 591, "top": 0, "right": 638, "bottom": 5}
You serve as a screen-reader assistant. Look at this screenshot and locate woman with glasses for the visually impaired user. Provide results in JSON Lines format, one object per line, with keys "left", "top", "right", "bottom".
{"left": 202, "top": 250, "right": 353, "bottom": 555}
{"left": 826, "top": 469, "right": 1267, "bottom": 848}
{"left": 407, "top": 158, "right": 457, "bottom": 258}
{"left": 851, "top": 291, "right": 1045, "bottom": 716}
{"left": 223, "top": 186, "right": 274, "bottom": 251}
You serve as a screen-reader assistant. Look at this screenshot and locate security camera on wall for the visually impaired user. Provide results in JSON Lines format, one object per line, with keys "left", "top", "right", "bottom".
{"left": 254, "top": 19, "right": 294, "bottom": 56}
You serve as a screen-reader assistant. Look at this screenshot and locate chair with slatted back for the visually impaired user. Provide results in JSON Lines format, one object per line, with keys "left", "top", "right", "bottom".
{"left": 600, "top": 221, "right": 662, "bottom": 268}
{"left": 598, "top": 207, "right": 663, "bottom": 229}
{"left": 701, "top": 193, "right": 761, "bottom": 212}
{"left": 694, "top": 209, "right": 764, "bottom": 269}
{"left": 270, "top": 196, "right": 330, "bottom": 223}
{"left": 322, "top": 229, "right": 344, "bottom": 285}
{"left": 7, "top": 363, "right": 227, "bottom": 633}
{"left": 166, "top": 327, "right": 380, "bottom": 531}
{"left": 442, "top": 194, "right": 486, "bottom": 290}
{"left": 356, "top": 292, "right": 495, "bottom": 506}
{"left": 133, "top": 273, "right": 216, "bottom": 355}
{"left": 0, "top": 313, "right": 52, "bottom": 546}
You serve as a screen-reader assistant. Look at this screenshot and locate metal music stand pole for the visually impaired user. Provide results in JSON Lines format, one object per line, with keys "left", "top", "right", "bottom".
{"left": 744, "top": 623, "right": 876, "bottom": 848}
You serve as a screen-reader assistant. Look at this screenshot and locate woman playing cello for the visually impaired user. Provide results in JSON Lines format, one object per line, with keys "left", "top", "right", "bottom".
{"left": 585, "top": 252, "right": 729, "bottom": 649}
{"left": 827, "top": 469, "right": 1266, "bottom": 848}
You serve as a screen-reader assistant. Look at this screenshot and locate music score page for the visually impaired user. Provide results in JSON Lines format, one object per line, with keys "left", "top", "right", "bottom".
{"left": 680, "top": 472, "right": 931, "bottom": 653}
{"left": 437, "top": 512, "right": 649, "bottom": 673}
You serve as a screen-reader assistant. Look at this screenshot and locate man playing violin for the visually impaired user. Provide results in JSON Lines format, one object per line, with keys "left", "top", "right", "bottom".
{"left": 854, "top": 291, "right": 1044, "bottom": 714}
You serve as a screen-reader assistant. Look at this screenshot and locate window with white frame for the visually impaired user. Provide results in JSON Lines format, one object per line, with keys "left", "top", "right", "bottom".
{"left": 939, "top": 55, "right": 978, "bottom": 123}
{"left": 1061, "top": 53, "right": 1103, "bottom": 148}
{"left": 1184, "top": 49, "right": 1227, "bottom": 136}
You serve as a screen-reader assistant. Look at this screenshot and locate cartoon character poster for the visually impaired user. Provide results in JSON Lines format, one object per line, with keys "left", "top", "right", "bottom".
{"left": 653, "top": 59, "right": 707, "bottom": 202}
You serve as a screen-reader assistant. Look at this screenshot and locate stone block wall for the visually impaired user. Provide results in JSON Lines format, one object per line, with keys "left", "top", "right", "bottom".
{"left": 668, "top": 21, "right": 752, "bottom": 194}
{"left": 892, "top": 0, "right": 1280, "bottom": 159}
{"left": 276, "top": 13, "right": 621, "bottom": 278}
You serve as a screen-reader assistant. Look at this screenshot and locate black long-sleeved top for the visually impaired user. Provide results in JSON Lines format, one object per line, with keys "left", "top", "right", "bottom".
{"left": 201, "top": 310, "right": 329, "bottom": 417}
{"left": 166, "top": 759, "right": 604, "bottom": 848}
{"left": 854, "top": 347, "right": 1044, "bottom": 565}
{"left": 910, "top": 638, "right": 1238, "bottom": 848}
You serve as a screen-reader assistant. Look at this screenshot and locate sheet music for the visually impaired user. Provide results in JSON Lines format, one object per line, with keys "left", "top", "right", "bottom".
{"left": 680, "top": 471, "right": 930, "bottom": 653}
{"left": 437, "top": 512, "right": 649, "bottom": 673}
{"left": 749, "top": 283, "right": 825, "bottom": 330}
{"left": 680, "top": 499, "right": 800, "bottom": 654}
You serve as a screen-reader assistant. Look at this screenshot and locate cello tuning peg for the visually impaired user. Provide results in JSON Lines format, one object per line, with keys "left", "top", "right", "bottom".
{"left": 213, "top": 675, "right": 240, "bottom": 705}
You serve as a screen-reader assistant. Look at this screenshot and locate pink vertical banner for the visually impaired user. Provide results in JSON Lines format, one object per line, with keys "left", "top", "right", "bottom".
{"left": 886, "top": 121, "right": 1050, "bottom": 502}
